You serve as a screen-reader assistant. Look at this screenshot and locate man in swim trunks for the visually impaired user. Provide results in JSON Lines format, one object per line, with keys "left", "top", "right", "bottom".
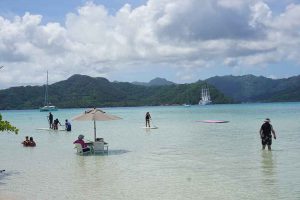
{"left": 145, "top": 112, "right": 151, "bottom": 127}
{"left": 259, "top": 118, "right": 276, "bottom": 150}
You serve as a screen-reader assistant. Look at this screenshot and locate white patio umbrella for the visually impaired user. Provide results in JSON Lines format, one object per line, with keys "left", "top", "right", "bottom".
{"left": 72, "top": 108, "right": 122, "bottom": 141}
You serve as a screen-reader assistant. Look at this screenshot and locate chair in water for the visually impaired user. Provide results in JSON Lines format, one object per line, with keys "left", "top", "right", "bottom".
{"left": 74, "top": 143, "right": 91, "bottom": 155}
{"left": 93, "top": 141, "right": 109, "bottom": 154}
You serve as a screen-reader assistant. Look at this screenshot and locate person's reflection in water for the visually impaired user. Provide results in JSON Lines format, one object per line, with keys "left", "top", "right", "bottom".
{"left": 261, "top": 151, "right": 275, "bottom": 178}
{"left": 260, "top": 151, "right": 279, "bottom": 198}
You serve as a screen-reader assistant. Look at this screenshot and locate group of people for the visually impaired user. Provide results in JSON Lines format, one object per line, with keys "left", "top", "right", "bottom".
{"left": 47, "top": 112, "right": 71, "bottom": 131}
{"left": 21, "top": 136, "right": 36, "bottom": 147}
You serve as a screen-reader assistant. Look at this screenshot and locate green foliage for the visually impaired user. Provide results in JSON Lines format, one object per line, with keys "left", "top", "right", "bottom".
{"left": 0, "top": 74, "right": 233, "bottom": 110}
{"left": 0, "top": 114, "right": 19, "bottom": 134}
{"left": 206, "top": 74, "right": 300, "bottom": 102}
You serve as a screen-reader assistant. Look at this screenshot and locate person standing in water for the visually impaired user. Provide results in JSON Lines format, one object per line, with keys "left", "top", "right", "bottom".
{"left": 145, "top": 112, "right": 151, "bottom": 127}
{"left": 53, "top": 118, "right": 61, "bottom": 130}
{"left": 48, "top": 112, "right": 53, "bottom": 129}
{"left": 259, "top": 118, "right": 277, "bottom": 151}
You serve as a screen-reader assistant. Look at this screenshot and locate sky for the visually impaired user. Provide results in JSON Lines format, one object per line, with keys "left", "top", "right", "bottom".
{"left": 0, "top": 0, "right": 300, "bottom": 89}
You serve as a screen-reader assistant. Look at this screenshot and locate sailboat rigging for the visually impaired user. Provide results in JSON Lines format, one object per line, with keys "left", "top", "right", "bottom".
{"left": 40, "top": 71, "right": 58, "bottom": 112}
{"left": 199, "top": 85, "right": 212, "bottom": 105}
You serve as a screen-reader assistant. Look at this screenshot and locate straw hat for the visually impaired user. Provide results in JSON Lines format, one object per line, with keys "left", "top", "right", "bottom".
{"left": 264, "top": 118, "right": 271, "bottom": 122}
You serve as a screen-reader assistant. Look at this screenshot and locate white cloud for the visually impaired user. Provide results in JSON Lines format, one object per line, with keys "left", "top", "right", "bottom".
{"left": 0, "top": 0, "right": 300, "bottom": 88}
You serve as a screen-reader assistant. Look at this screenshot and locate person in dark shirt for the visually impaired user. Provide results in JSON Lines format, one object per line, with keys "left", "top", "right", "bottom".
{"left": 48, "top": 112, "right": 53, "bottom": 129}
{"left": 145, "top": 112, "right": 151, "bottom": 127}
{"left": 259, "top": 118, "right": 276, "bottom": 150}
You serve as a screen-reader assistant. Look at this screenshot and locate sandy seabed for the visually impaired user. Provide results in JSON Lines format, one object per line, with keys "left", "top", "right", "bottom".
{"left": 0, "top": 192, "right": 21, "bottom": 200}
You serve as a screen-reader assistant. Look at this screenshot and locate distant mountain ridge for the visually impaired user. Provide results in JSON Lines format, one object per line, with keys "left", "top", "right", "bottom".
{"left": 132, "top": 77, "right": 175, "bottom": 86}
{"left": 1, "top": 74, "right": 299, "bottom": 110}
{"left": 206, "top": 74, "right": 300, "bottom": 102}
{"left": 0, "top": 74, "right": 231, "bottom": 110}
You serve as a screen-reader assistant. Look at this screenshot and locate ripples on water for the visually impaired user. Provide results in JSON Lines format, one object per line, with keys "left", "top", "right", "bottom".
{"left": 0, "top": 103, "right": 300, "bottom": 200}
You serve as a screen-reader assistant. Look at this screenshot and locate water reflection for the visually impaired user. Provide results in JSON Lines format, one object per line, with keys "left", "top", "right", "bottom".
{"left": 74, "top": 149, "right": 130, "bottom": 157}
{"left": 261, "top": 151, "right": 276, "bottom": 185}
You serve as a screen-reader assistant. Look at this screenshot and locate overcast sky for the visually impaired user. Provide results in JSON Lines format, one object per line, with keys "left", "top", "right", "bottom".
{"left": 0, "top": 0, "right": 300, "bottom": 89}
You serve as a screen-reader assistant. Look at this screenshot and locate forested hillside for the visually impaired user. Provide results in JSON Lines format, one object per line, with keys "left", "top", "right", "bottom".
{"left": 206, "top": 75, "right": 300, "bottom": 102}
{"left": 0, "top": 74, "right": 232, "bottom": 110}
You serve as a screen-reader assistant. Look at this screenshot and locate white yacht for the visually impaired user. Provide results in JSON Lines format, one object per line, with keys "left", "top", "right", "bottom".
{"left": 199, "top": 85, "right": 212, "bottom": 105}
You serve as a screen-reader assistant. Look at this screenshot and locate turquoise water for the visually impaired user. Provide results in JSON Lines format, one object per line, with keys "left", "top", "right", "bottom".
{"left": 0, "top": 103, "right": 300, "bottom": 200}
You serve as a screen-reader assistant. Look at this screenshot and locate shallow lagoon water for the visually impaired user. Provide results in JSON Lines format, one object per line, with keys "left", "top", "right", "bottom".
{"left": 0, "top": 103, "right": 300, "bottom": 200}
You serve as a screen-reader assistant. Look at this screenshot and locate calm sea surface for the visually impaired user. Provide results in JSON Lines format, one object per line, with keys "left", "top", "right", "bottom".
{"left": 0, "top": 103, "right": 300, "bottom": 200}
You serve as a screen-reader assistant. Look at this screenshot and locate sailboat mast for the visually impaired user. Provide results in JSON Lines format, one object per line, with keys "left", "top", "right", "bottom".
{"left": 44, "top": 71, "right": 49, "bottom": 106}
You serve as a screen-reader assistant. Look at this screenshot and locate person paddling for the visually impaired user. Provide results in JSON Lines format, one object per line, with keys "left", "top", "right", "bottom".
{"left": 145, "top": 112, "right": 151, "bottom": 127}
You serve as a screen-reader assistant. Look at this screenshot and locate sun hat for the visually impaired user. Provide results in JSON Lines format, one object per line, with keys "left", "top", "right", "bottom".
{"left": 264, "top": 118, "right": 271, "bottom": 122}
{"left": 78, "top": 134, "right": 84, "bottom": 139}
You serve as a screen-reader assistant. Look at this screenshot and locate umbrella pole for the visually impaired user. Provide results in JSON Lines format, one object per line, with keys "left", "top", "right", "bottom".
{"left": 94, "top": 120, "right": 96, "bottom": 141}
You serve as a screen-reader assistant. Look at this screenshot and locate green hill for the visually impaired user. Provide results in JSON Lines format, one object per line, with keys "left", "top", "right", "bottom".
{"left": 206, "top": 74, "right": 300, "bottom": 102}
{"left": 0, "top": 74, "right": 232, "bottom": 110}
{"left": 132, "top": 77, "right": 175, "bottom": 86}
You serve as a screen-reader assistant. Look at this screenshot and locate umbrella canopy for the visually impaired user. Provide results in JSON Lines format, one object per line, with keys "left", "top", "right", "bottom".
{"left": 72, "top": 108, "right": 122, "bottom": 141}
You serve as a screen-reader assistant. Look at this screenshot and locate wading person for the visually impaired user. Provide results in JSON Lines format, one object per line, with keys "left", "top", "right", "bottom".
{"left": 48, "top": 112, "right": 53, "bottom": 129}
{"left": 145, "top": 112, "right": 151, "bottom": 127}
{"left": 22, "top": 136, "right": 30, "bottom": 146}
{"left": 65, "top": 119, "right": 71, "bottom": 132}
{"left": 259, "top": 118, "right": 276, "bottom": 151}
{"left": 53, "top": 118, "right": 61, "bottom": 130}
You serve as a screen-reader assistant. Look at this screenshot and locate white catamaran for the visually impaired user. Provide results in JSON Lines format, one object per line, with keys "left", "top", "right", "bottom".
{"left": 199, "top": 86, "right": 212, "bottom": 105}
{"left": 40, "top": 71, "right": 58, "bottom": 112}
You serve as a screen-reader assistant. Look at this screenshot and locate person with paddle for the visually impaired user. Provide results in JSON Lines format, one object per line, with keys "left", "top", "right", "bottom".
{"left": 48, "top": 112, "right": 53, "bottom": 129}
{"left": 145, "top": 112, "right": 151, "bottom": 127}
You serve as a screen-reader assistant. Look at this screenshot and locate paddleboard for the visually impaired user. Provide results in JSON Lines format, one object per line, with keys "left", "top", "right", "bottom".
{"left": 142, "top": 126, "right": 158, "bottom": 129}
{"left": 197, "top": 120, "right": 229, "bottom": 123}
{"left": 36, "top": 128, "right": 67, "bottom": 131}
